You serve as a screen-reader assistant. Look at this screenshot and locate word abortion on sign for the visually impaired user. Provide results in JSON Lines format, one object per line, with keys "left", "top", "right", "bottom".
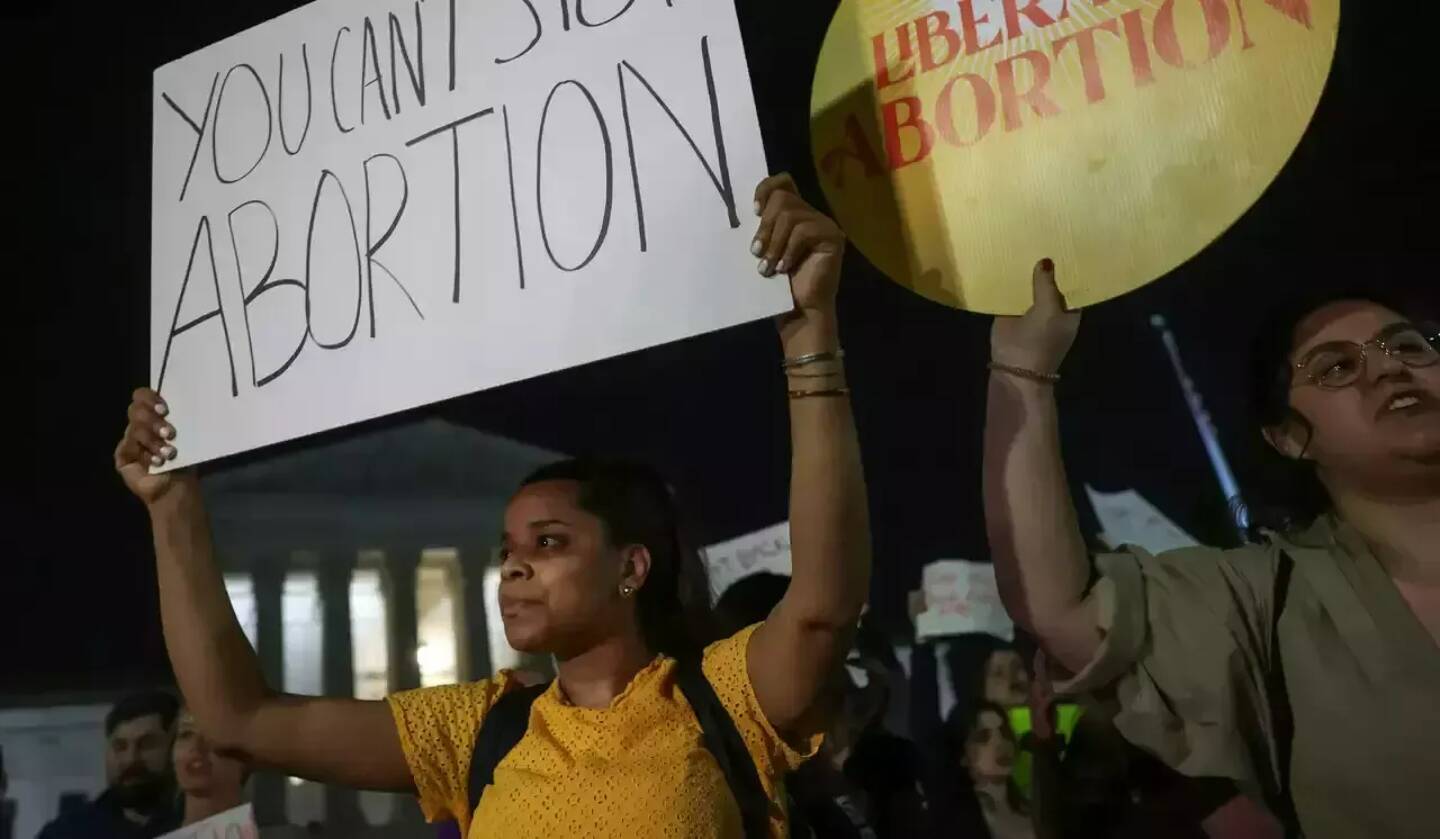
{"left": 810, "top": 0, "right": 1338, "bottom": 314}
{"left": 152, "top": 0, "right": 789, "bottom": 468}
{"left": 157, "top": 804, "right": 257, "bottom": 839}
{"left": 913, "top": 559, "right": 1013, "bottom": 642}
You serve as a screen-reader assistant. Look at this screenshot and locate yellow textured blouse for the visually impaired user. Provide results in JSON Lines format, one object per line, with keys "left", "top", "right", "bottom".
{"left": 387, "top": 623, "right": 818, "bottom": 838}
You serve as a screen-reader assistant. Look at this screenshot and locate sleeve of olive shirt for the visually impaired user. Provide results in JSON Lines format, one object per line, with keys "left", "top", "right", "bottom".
{"left": 1057, "top": 543, "right": 1282, "bottom": 795}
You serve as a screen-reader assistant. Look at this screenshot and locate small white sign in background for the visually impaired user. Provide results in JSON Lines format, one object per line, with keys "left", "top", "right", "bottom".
{"left": 1085, "top": 486, "right": 1199, "bottom": 555}
{"left": 702, "top": 521, "right": 792, "bottom": 598}
{"left": 914, "top": 559, "right": 1013, "bottom": 642}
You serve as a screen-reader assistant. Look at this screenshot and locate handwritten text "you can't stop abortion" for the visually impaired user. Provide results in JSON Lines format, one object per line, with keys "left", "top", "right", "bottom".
{"left": 156, "top": 0, "right": 746, "bottom": 399}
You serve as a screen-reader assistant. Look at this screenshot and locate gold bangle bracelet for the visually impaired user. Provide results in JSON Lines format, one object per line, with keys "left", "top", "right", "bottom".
{"left": 988, "top": 361, "right": 1060, "bottom": 384}
{"left": 782, "top": 349, "right": 845, "bottom": 369}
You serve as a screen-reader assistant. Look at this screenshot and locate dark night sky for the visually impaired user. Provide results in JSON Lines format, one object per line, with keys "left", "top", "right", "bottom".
{"left": 8, "top": 1, "right": 1435, "bottom": 697}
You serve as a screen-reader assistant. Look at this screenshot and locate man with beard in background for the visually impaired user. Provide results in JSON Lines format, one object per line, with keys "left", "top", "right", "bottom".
{"left": 38, "top": 691, "right": 181, "bottom": 839}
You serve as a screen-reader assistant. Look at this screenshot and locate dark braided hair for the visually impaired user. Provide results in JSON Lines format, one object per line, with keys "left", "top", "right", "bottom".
{"left": 520, "top": 458, "right": 719, "bottom": 661}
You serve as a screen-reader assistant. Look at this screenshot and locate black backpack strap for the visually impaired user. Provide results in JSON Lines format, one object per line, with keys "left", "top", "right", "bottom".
{"left": 466, "top": 683, "right": 548, "bottom": 821}
{"left": 674, "top": 656, "right": 772, "bottom": 839}
{"left": 1268, "top": 550, "right": 1302, "bottom": 838}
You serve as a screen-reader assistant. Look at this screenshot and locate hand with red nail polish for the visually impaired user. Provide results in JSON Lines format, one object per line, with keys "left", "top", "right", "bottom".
{"left": 990, "top": 258, "right": 1081, "bottom": 376}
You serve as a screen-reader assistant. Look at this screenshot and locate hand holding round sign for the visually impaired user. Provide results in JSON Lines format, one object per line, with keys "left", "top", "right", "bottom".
{"left": 810, "top": 0, "right": 1339, "bottom": 314}
{"left": 991, "top": 259, "right": 1081, "bottom": 375}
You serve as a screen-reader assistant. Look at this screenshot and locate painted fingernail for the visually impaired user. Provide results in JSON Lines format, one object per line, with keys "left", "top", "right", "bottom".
{"left": 158, "top": 425, "right": 174, "bottom": 440}
{"left": 161, "top": 445, "right": 176, "bottom": 460}
{"left": 1041, "top": 258, "right": 1055, "bottom": 273}
{"left": 750, "top": 238, "right": 763, "bottom": 257}
{"left": 151, "top": 455, "right": 164, "bottom": 467}
{"left": 753, "top": 200, "right": 762, "bottom": 216}
{"left": 758, "top": 259, "right": 772, "bottom": 276}
{"left": 155, "top": 402, "right": 169, "bottom": 417}
{"left": 775, "top": 259, "right": 787, "bottom": 274}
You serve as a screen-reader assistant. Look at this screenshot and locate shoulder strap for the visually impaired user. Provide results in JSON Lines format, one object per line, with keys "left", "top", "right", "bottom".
{"left": 674, "top": 656, "right": 771, "bottom": 839}
{"left": 466, "top": 683, "right": 548, "bottom": 820}
{"left": 1268, "top": 550, "right": 1302, "bottom": 838}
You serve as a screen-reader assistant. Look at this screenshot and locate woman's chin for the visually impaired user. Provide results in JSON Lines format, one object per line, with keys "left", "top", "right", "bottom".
{"left": 503, "top": 625, "right": 548, "bottom": 654}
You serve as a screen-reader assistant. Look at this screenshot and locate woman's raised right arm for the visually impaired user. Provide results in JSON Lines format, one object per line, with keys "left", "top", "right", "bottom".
{"left": 116, "top": 388, "right": 413, "bottom": 791}
{"left": 982, "top": 262, "right": 1101, "bottom": 674}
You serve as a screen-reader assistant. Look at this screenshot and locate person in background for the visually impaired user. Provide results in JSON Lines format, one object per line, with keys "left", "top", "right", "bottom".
{"left": 905, "top": 585, "right": 1031, "bottom": 718}
{"left": 172, "top": 707, "right": 246, "bottom": 826}
{"left": 795, "top": 631, "right": 932, "bottom": 839}
{"left": 37, "top": 691, "right": 181, "bottom": 839}
{"left": 984, "top": 260, "right": 1439, "bottom": 838}
{"left": 173, "top": 710, "right": 305, "bottom": 839}
{"left": 950, "top": 635, "right": 1030, "bottom": 711}
{"left": 908, "top": 632, "right": 1031, "bottom": 825}
{"left": 717, "top": 575, "right": 931, "bottom": 838}
{"left": 939, "top": 702, "right": 1033, "bottom": 839}
{"left": 713, "top": 572, "right": 793, "bottom": 636}
{"left": 116, "top": 173, "right": 870, "bottom": 838}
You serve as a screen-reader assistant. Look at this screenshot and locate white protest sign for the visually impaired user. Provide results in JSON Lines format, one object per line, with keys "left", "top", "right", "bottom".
{"left": 158, "top": 803, "right": 257, "bottom": 839}
{"left": 152, "top": 0, "right": 789, "bottom": 468}
{"left": 1085, "top": 486, "right": 1199, "bottom": 556}
{"left": 702, "top": 521, "right": 791, "bottom": 598}
{"left": 914, "top": 559, "right": 1012, "bottom": 642}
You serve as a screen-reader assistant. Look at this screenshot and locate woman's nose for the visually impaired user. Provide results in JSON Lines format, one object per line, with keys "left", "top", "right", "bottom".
{"left": 1365, "top": 349, "right": 1412, "bottom": 389}
{"left": 500, "top": 551, "right": 531, "bottom": 580}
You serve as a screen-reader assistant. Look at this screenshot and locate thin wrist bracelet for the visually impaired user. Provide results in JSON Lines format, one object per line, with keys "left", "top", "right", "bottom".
{"left": 988, "top": 361, "right": 1060, "bottom": 384}
{"left": 782, "top": 349, "right": 845, "bottom": 369}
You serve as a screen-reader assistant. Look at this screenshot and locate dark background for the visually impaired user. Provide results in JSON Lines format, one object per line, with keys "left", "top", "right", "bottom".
{"left": 8, "top": 0, "right": 1434, "bottom": 698}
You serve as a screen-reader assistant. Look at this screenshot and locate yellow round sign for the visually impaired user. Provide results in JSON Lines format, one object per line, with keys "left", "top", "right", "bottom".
{"left": 810, "top": 0, "right": 1339, "bottom": 314}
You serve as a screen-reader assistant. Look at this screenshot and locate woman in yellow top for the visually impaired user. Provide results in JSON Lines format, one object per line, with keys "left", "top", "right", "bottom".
{"left": 113, "top": 174, "right": 871, "bottom": 838}
{"left": 983, "top": 260, "right": 1439, "bottom": 838}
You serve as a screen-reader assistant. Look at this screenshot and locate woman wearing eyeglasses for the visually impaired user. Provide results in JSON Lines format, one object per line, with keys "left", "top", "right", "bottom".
{"left": 982, "top": 260, "right": 1439, "bottom": 839}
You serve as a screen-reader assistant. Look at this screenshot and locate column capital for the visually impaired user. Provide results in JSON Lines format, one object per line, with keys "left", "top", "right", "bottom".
{"left": 383, "top": 546, "right": 424, "bottom": 572}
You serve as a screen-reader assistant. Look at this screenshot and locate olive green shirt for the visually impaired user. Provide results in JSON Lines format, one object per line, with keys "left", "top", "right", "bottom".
{"left": 1061, "top": 515, "right": 1440, "bottom": 839}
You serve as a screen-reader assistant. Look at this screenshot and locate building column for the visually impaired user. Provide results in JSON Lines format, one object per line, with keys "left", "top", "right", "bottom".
{"left": 458, "top": 547, "right": 493, "bottom": 683}
{"left": 382, "top": 548, "right": 425, "bottom": 828}
{"left": 251, "top": 562, "right": 286, "bottom": 826}
{"left": 318, "top": 556, "right": 362, "bottom": 831}
{"left": 385, "top": 549, "right": 422, "bottom": 693}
